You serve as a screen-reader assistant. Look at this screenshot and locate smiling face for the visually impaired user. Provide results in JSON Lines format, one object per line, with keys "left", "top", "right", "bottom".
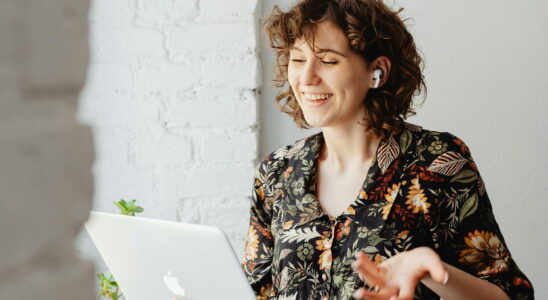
{"left": 287, "top": 20, "right": 373, "bottom": 129}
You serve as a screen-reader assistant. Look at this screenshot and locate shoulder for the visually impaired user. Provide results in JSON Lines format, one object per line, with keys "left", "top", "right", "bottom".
{"left": 398, "top": 122, "right": 476, "bottom": 172}
{"left": 404, "top": 125, "right": 479, "bottom": 181}
{"left": 255, "top": 132, "right": 322, "bottom": 181}
{"left": 413, "top": 127, "right": 474, "bottom": 162}
{"left": 396, "top": 122, "right": 472, "bottom": 159}
{"left": 261, "top": 131, "right": 320, "bottom": 165}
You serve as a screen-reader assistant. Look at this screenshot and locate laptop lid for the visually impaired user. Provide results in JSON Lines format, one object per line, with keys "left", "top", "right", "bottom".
{"left": 85, "top": 211, "right": 256, "bottom": 300}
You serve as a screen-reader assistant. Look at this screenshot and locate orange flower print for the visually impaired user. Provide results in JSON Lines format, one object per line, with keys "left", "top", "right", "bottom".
{"left": 382, "top": 183, "right": 401, "bottom": 220}
{"left": 405, "top": 176, "right": 430, "bottom": 214}
{"left": 459, "top": 230, "right": 510, "bottom": 276}
{"left": 244, "top": 226, "right": 259, "bottom": 262}
{"left": 394, "top": 230, "right": 410, "bottom": 246}
{"left": 453, "top": 138, "right": 470, "bottom": 156}
{"left": 315, "top": 232, "right": 332, "bottom": 251}
{"left": 282, "top": 220, "right": 294, "bottom": 230}
{"left": 318, "top": 250, "right": 332, "bottom": 270}
{"left": 396, "top": 230, "right": 410, "bottom": 240}
{"left": 513, "top": 277, "right": 532, "bottom": 289}
{"left": 283, "top": 166, "right": 294, "bottom": 179}
{"left": 373, "top": 254, "right": 386, "bottom": 264}
{"left": 335, "top": 219, "right": 352, "bottom": 240}
{"left": 255, "top": 178, "right": 264, "bottom": 200}
{"left": 258, "top": 283, "right": 272, "bottom": 300}
{"left": 344, "top": 206, "right": 356, "bottom": 215}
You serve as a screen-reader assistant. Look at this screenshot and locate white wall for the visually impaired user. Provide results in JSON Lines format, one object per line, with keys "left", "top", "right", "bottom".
{"left": 77, "top": 0, "right": 262, "bottom": 277}
{"left": 259, "top": 0, "right": 548, "bottom": 298}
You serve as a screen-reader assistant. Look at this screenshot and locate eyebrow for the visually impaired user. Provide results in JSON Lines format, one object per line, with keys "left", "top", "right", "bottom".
{"left": 289, "top": 46, "right": 347, "bottom": 58}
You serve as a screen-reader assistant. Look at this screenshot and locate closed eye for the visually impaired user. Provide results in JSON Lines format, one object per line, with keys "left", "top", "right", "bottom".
{"left": 290, "top": 59, "right": 337, "bottom": 65}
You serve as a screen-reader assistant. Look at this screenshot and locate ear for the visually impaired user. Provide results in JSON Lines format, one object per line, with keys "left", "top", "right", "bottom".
{"left": 369, "top": 56, "right": 391, "bottom": 89}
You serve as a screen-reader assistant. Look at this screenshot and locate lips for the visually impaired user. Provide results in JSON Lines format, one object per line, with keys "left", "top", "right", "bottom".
{"left": 302, "top": 92, "right": 333, "bottom": 101}
{"left": 301, "top": 92, "right": 333, "bottom": 107}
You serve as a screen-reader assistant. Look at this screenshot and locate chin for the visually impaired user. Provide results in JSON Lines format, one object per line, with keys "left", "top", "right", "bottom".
{"left": 303, "top": 117, "right": 330, "bottom": 128}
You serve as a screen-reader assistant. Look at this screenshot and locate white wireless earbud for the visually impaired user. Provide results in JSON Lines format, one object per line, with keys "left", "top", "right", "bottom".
{"left": 373, "top": 69, "right": 382, "bottom": 89}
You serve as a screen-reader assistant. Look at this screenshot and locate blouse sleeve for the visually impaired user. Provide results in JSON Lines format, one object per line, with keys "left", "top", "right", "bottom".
{"left": 241, "top": 158, "right": 275, "bottom": 299}
{"left": 423, "top": 133, "right": 534, "bottom": 299}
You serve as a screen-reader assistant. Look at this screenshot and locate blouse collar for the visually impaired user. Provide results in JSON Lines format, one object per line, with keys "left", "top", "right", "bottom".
{"left": 280, "top": 122, "right": 422, "bottom": 231}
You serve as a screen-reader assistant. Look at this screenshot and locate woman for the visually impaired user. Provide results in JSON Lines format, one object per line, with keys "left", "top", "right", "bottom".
{"left": 241, "top": 1, "right": 534, "bottom": 299}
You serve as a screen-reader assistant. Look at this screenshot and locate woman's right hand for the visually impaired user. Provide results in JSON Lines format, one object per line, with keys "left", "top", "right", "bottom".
{"left": 351, "top": 247, "right": 448, "bottom": 300}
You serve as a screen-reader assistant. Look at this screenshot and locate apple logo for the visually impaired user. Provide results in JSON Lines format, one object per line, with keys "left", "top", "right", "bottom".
{"left": 163, "top": 270, "right": 187, "bottom": 300}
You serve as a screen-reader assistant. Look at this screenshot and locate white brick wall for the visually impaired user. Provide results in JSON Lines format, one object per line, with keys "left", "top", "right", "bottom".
{"left": 78, "top": 0, "right": 261, "bottom": 265}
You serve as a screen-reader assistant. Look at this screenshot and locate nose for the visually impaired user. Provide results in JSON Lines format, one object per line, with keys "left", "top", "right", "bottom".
{"left": 300, "top": 60, "right": 321, "bottom": 86}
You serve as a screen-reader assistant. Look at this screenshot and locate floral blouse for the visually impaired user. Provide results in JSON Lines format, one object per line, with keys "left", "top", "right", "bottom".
{"left": 241, "top": 122, "right": 534, "bottom": 300}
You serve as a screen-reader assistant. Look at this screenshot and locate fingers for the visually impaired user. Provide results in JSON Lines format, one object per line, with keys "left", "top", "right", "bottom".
{"left": 354, "top": 285, "right": 413, "bottom": 300}
{"left": 415, "top": 247, "right": 448, "bottom": 285}
{"left": 353, "top": 287, "right": 382, "bottom": 300}
{"left": 352, "top": 252, "right": 385, "bottom": 287}
{"left": 352, "top": 248, "right": 447, "bottom": 300}
{"left": 424, "top": 257, "right": 448, "bottom": 285}
{"left": 353, "top": 286, "right": 398, "bottom": 300}
{"left": 394, "top": 280, "right": 415, "bottom": 300}
{"left": 429, "top": 264, "right": 449, "bottom": 285}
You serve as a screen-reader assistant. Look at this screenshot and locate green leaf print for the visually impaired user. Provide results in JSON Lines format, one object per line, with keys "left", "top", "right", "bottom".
{"left": 300, "top": 193, "right": 316, "bottom": 204}
{"left": 399, "top": 129, "right": 412, "bottom": 154}
{"left": 450, "top": 170, "right": 478, "bottom": 184}
{"left": 459, "top": 193, "right": 478, "bottom": 221}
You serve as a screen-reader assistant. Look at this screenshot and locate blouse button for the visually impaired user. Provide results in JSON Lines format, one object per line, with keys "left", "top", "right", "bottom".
{"left": 327, "top": 233, "right": 333, "bottom": 239}
{"left": 322, "top": 273, "right": 327, "bottom": 281}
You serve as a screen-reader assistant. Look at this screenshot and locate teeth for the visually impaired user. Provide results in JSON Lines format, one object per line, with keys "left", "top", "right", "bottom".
{"left": 303, "top": 93, "right": 332, "bottom": 101}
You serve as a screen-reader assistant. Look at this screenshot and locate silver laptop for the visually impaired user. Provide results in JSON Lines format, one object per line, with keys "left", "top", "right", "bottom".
{"left": 85, "top": 211, "right": 256, "bottom": 300}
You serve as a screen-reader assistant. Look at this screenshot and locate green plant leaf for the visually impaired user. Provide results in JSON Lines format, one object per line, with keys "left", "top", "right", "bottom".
{"left": 99, "top": 200, "right": 146, "bottom": 298}
{"left": 98, "top": 271, "right": 123, "bottom": 300}
{"left": 119, "top": 200, "right": 127, "bottom": 209}
{"left": 113, "top": 201, "right": 124, "bottom": 213}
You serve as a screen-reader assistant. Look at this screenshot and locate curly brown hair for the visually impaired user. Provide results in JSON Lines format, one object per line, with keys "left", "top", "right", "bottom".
{"left": 263, "top": 0, "right": 426, "bottom": 139}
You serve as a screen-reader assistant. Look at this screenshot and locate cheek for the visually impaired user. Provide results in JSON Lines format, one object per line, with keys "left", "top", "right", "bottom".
{"left": 341, "top": 73, "right": 368, "bottom": 98}
{"left": 287, "top": 68, "right": 297, "bottom": 88}
{"left": 287, "top": 70, "right": 300, "bottom": 98}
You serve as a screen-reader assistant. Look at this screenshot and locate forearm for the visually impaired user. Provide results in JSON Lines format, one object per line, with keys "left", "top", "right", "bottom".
{"left": 421, "top": 263, "right": 510, "bottom": 300}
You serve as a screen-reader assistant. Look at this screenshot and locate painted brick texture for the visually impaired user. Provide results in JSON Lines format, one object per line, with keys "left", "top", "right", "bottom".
{"left": 79, "top": 0, "right": 261, "bottom": 262}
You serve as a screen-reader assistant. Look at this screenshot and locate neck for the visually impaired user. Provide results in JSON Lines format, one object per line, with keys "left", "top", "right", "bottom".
{"left": 320, "top": 122, "right": 381, "bottom": 172}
